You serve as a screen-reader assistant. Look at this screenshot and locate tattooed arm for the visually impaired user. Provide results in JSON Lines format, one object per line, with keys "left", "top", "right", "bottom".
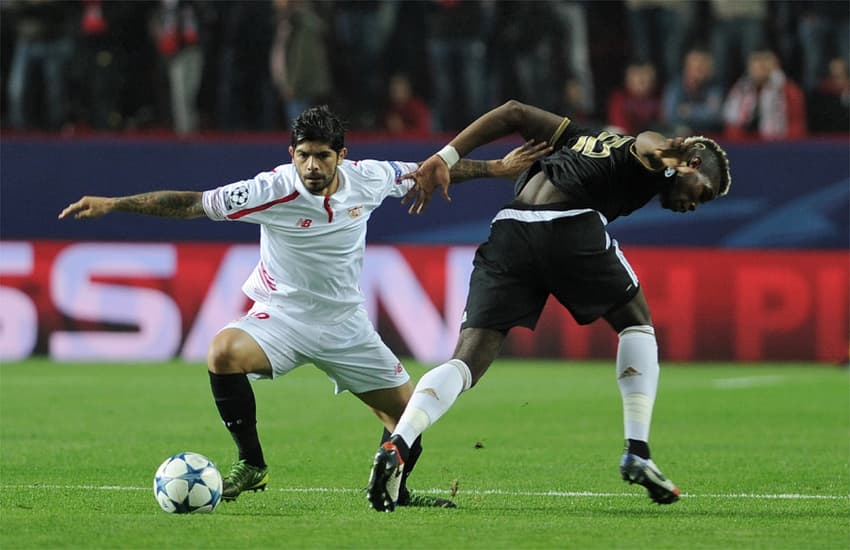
{"left": 448, "top": 159, "right": 496, "bottom": 184}
{"left": 447, "top": 138, "right": 549, "bottom": 184}
{"left": 402, "top": 138, "right": 551, "bottom": 213}
{"left": 58, "top": 191, "right": 206, "bottom": 220}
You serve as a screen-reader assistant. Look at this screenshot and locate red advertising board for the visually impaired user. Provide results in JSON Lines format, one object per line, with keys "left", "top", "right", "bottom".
{"left": 1, "top": 241, "right": 847, "bottom": 363}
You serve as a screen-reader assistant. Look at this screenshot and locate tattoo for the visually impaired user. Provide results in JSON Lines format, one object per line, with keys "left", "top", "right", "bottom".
{"left": 449, "top": 159, "right": 493, "bottom": 183}
{"left": 115, "top": 191, "right": 205, "bottom": 219}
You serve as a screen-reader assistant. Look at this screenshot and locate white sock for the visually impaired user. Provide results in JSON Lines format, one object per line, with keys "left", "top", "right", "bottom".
{"left": 616, "top": 325, "right": 659, "bottom": 443}
{"left": 393, "top": 359, "right": 472, "bottom": 448}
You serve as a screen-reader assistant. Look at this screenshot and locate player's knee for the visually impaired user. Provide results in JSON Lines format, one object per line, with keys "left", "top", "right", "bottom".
{"left": 207, "top": 330, "right": 251, "bottom": 374}
{"left": 605, "top": 290, "right": 652, "bottom": 332}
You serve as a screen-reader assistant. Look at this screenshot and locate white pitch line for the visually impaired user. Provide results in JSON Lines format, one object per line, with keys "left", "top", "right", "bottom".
{"left": 711, "top": 375, "right": 787, "bottom": 389}
{"left": 2, "top": 484, "right": 847, "bottom": 501}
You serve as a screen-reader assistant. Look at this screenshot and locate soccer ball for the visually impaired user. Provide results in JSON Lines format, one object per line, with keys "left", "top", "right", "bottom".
{"left": 153, "top": 452, "right": 223, "bottom": 514}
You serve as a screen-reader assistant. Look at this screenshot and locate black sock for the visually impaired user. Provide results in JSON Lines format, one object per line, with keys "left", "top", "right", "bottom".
{"left": 400, "top": 437, "right": 422, "bottom": 501}
{"left": 209, "top": 371, "right": 266, "bottom": 468}
{"left": 626, "top": 439, "right": 651, "bottom": 460}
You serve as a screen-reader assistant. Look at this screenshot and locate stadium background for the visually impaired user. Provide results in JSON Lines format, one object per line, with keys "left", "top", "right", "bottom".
{"left": 2, "top": 136, "right": 847, "bottom": 364}
{"left": 0, "top": 1, "right": 847, "bottom": 365}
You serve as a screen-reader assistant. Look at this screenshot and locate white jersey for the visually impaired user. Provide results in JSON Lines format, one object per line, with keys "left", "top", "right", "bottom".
{"left": 203, "top": 159, "right": 417, "bottom": 323}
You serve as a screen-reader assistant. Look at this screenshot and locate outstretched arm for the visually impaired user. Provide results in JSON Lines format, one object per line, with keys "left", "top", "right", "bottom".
{"left": 401, "top": 139, "right": 552, "bottom": 213}
{"left": 446, "top": 100, "right": 565, "bottom": 157}
{"left": 450, "top": 139, "right": 552, "bottom": 183}
{"left": 58, "top": 191, "right": 205, "bottom": 220}
{"left": 404, "top": 100, "right": 562, "bottom": 213}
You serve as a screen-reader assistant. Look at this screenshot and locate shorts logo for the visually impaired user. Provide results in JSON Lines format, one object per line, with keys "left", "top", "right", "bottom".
{"left": 226, "top": 184, "right": 250, "bottom": 210}
{"left": 664, "top": 167, "right": 676, "bottom": 178}
{"left": 348, "top": 205, "right": 363, "bottom": 218}
{"left": 394, "top": 362, "right": 404, "bottom": 375}
{"left": 296, "top": 218, "right": 313, "bottom": 228}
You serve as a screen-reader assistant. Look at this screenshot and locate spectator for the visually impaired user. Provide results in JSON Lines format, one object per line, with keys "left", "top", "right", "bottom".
{"left": 709, "top": 0, "right": 767, "bottom": 90}
{"left": 151, "top": 0, "right": 205, "bottom": 135}
{"left": 5, "top": 0, "right": 76, "bottom": 130}
{"left": 70, "top": 0, "right": 128, "bottom": 130}
{"left": 425, "top": 0, "right": 491, "bottom": 131}
{"left": 490, "top": 1, "right": 559, "bottom": 111}
{"left": 796, "top": 2, "right": 850, "bottom": 93}
{"left": 807, "top": 57, "right": 850, "bottom": 134}
{"left": 558, "top": 76, "right": 600, "bottom": 128}
{"left": 382, "top": 73, "right": 431, "bottom": 136}
{"left": 608, "top": 61, "right": 662, "bottom": 135}
{"left": 330, "top": 1, "right": 399, "bottom": 129}
{"left": 553, "top": 1, "right": 595, "bottom": 114}
{"left": 723, "top": 49, "right": 807, "bottom": 140}
{"left": 624, "top": 0, "right": 696, "bottom": 83}
{"left": 662, "top": 48, "right": 724, "bottom": 135}
{"left": 269, "top": 0, "right": 332, "bottom": 128}
{"left": 212, "top": 1, "right": 277, "bottom": 131}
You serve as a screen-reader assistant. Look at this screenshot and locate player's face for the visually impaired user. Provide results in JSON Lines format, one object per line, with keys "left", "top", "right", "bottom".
{"left": 658, "top": 153, "right": 718, "bottom": 213}
{"left": 290, "top": 141, "right": 347, "bottom": 195}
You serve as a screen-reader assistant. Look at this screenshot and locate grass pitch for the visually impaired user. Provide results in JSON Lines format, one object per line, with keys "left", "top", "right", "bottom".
{"left": 1, "top": 358, "right": 848, "bottom": 549}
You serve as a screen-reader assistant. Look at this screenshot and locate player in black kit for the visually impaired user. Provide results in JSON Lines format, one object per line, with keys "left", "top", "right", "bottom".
{"left": 367, "top": 100, "right": 731, "bottom": 511}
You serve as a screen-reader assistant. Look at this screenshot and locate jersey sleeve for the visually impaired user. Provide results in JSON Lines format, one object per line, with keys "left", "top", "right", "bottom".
{"left": 202, "top": 167, "right": 295, "bottom": 222}
{"left": 549, "top": 116, "right": 598, "bottom": 150}
{"left": 352, "top": 159, "right": 419, "bottom": 200}
{"left": 384, "top": 160, "right": 419, "bottom": 198}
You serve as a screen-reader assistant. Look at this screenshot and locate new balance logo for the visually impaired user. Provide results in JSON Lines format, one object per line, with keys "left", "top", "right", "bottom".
{"left": 296, "top": 218, "right": 313, "bottom": 228}
{"left": 618, "top": 366, "right": 642, "bottom": 379}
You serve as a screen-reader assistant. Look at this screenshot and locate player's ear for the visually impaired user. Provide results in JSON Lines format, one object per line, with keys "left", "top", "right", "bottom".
{"left": 337, "top": 147, "right": 348, "bottom": 164}
{"left": 288, "top": 145, "right": 295, "bottom": 158}
{"left": 688, "top": 156, "right": 702, "bottom": 170}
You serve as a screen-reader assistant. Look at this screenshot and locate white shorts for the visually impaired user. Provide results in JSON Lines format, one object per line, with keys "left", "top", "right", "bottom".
{"left": 225, "top": 303, "right": 410, "bottom": 394}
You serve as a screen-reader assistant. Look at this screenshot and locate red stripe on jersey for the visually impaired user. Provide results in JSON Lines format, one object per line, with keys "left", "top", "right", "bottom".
{"left": 227, "top": 190, "right": 299, "bottom": 220}
{"left": 323, "top": 195, "right": 333, "bottom": 223}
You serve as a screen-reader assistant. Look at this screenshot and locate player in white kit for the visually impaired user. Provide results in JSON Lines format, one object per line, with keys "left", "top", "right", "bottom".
{"left": 59, "top": 105, "right": 549, "bottom": 507}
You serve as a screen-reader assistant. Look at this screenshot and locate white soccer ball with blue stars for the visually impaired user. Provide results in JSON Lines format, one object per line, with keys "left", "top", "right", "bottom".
{"left": 153, "top": 452, "right": 223, "bottom": 514}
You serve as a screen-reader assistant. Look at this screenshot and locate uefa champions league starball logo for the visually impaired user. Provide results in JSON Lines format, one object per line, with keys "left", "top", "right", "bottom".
{"left": 227, "top": 185, "right": 250, "bottom": 209}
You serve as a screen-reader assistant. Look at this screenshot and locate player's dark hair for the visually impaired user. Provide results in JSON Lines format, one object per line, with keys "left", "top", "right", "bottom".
{"left": 291, "top": 105, "right": 347, "bottom": 151}
{"left": 684, "top": 136, "right": 732, "bottom": 196}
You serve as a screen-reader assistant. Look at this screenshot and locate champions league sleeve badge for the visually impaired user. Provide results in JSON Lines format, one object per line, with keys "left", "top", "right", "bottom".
{"left": 224, "top": 185, "right": 250, "bottom": 211}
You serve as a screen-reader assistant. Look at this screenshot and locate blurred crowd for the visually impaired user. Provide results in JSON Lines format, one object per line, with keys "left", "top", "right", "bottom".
{"left": 1, "top": 0, "right": 847, "bottom": 139}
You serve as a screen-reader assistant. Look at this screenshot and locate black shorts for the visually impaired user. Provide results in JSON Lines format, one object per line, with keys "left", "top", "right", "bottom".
{"left": 461, "top": 203, "right": 640, "bottom": 331}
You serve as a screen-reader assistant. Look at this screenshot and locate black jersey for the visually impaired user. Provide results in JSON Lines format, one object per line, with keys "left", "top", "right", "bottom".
{"left": 514, "top": 118, "right": 672, "bottom": 222}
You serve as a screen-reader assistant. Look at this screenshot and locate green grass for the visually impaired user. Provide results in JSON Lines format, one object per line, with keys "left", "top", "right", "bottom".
{"left": 1, "top": 358, "right": 848, "bottom": 549}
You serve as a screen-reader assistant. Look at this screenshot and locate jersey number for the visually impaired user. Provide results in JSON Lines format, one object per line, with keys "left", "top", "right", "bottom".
{"left": 571, "top": 132, "right": 632, "bottom": 158}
